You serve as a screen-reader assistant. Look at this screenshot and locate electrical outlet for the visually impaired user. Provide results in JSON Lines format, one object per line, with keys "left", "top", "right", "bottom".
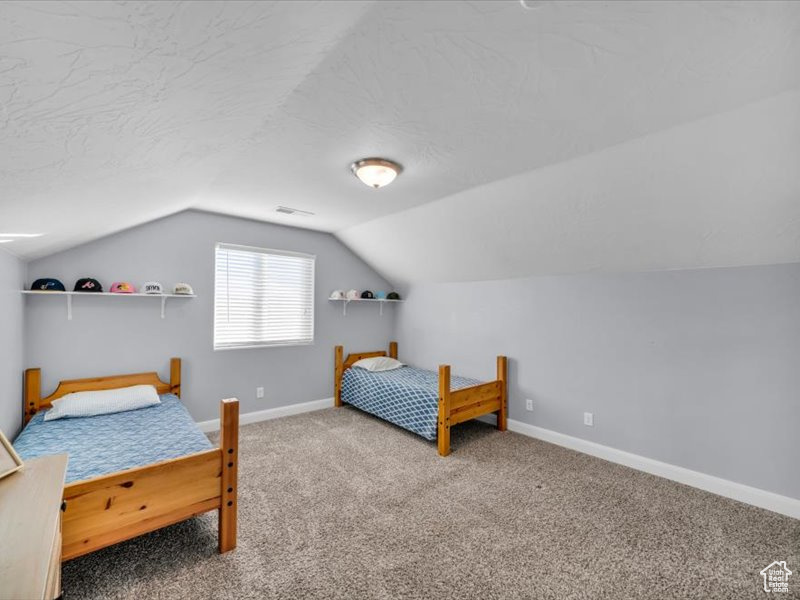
{"left": 584, "top": 412, "right": 593, "bottom": 426}
{"left": 525, "top": 399, "right": 533, "bottom": 411}
{"left": 256, "top": 387, "right": 264, "bottom": 399}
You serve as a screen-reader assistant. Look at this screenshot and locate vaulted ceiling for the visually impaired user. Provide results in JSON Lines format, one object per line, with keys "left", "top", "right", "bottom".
{"left": 2, "top": 1, "right": 799, "bottom": 282}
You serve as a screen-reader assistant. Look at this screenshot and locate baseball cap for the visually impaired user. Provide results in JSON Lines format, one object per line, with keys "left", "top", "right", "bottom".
{"left": 110, "top": 282, "right": 136, "bottom": 293}
{"left": 142, "top": 281, "right": 164, "bottom": 295}
{"left": 74, "top": 278, "right": 103, "bottom": 292}
{"left": 30, "top": 278, "right": 65, "bottom": 292}
{"left": 173, "top": 282, "right": 194, "bottom": 295}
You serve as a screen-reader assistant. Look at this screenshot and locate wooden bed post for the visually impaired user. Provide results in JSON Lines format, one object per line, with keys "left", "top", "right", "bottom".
{"left": 334, "top": 345, "right": 344, "bottom": 407}
{"left": 170, "top": 358, "right": 181, "bottom": 398}
{"left": 438, "top": 365, "right": 451, "bottom": 457}
{"left": 497, "top": 356, "right": 508, "bottom": 432}
{"left": 389, "top": 341, "right": 398, "bottom": 359}
{"left": 24, "top": 368, "right": 41, "bottom": 425}
{"left": 219, "top": 398, "right": 239, "bottom": 553}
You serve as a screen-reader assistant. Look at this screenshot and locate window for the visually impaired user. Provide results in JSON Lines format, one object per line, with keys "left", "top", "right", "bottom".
{"left": 214, "top": 243, "right": 315, "bottom": 350}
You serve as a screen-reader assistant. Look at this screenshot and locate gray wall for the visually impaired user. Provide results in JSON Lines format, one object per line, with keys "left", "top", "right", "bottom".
{"left": 0, "top": 249, "right": 26, "bottom": 438}
{"left": 395, "top": 263, "right": 800, "bottom": 500}
{"left": 26, "top": 210, "right": 395, "bottom": 422}
{"left": 19, "top": 211, "right": 800, "bottom": 500}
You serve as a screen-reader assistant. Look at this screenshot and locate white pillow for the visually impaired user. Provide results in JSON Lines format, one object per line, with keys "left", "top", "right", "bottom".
{"left": 44, "top": 384, "right": 161, "bottom": 421}
{"left": 352, "top": 356, "right": 404, "bottom": 372}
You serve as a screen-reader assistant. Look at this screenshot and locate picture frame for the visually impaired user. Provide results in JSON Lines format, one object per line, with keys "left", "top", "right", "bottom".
{"left": 0, "top": 430, "right": 23, "bottom": 481}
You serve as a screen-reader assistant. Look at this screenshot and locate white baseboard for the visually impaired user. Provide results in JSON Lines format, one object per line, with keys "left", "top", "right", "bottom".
{"left": 198, "top": 402, "right": 799, "bottom": 519}
{"left": 500, "top": 417, "right": 799, "bottom": 520}
{"left": 196, "top": 397, "right": 334, "bottom": 433}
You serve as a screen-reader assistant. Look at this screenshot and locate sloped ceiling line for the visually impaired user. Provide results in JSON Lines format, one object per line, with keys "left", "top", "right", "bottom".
{"left": 337, "top": 90, "right": 800, "bottom": 283}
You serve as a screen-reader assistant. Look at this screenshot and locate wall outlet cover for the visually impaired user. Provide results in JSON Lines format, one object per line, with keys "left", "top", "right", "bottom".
{"left": 584, "top": 412, "right": 594, "bottom": 426}
{"left": 256, "top": 387, "right": 265, "bottom": 399}
{"left": 525, "top": 398, "right": 533, "bottom": 411}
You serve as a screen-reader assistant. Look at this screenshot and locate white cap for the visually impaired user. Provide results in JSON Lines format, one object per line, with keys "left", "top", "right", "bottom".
{"left": 173, "top": 282, "right": 194, "bottom": 295}
{"left": 142, "top": 281, "right": 163, "bottom": 295}
{"left": 329, "top": 290, "right": 345, "bottom": 300}
{"left": 345, "top": 289, "right": 359, "bottom": 300}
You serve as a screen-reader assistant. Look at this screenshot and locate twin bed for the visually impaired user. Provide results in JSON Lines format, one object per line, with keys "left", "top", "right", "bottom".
{"left": 14, "top": 359, "right": 239, "bottom": 561}
{"left": 12, "top": 343, "right": 501, "bottom": 564}
{"left": 335, "top": 342, "right": 508, "bottom": 456}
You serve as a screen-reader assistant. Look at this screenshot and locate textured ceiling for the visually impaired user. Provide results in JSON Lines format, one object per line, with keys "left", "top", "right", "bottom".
{"left": 0, "top": 0, "right": 373, "bottom": 256}
{"left": 2, "top": 1, "right": 800, "bottom": 280}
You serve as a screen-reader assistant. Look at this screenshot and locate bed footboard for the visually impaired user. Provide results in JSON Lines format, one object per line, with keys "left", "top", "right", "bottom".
{"left": 61, "top": 397, "right": 240, "bottom": 560}
{"left": 438, "top": 356, "right": 507, "bottom": 457}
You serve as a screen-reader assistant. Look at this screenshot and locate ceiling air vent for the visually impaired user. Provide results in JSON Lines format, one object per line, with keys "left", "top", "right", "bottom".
{"left": 276, "top": 206, "right": 314, "bottom": 217}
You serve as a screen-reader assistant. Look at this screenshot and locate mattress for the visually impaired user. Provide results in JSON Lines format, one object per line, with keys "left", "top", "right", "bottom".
{"left": 13, "top": 394, "right": 213, "bottom": 484}
{"left": 341, "top": 366, "right": 482, "bottom": 440}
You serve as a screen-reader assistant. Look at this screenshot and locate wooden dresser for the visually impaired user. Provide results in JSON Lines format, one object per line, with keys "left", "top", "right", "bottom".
{"left": 0, "top": 454, "right": 68, "bottom": 600}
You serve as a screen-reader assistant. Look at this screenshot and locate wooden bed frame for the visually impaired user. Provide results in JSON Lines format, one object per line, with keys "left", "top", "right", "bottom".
{"left": 334, "top": 342, "right": 507, "bottom": 456}
{"left": 23, "top": 358, "right": 239, "bottom": 561}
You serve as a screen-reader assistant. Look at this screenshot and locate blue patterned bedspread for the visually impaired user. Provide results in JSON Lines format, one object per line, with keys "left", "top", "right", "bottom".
{"left": 341, "top": 366, "right": 482, "bottom": 440}
{"left": 13, "top": 394, "right": 213, "bottom": 484}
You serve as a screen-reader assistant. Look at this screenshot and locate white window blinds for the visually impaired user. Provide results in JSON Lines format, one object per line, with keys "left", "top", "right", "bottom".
{"left": 214, "top": 243, "right": 315, "bottom": 350}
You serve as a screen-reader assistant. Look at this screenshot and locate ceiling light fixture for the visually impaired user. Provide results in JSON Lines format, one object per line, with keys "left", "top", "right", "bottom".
{"left": 350, "top": 158, "right": 402, "bottom": 189}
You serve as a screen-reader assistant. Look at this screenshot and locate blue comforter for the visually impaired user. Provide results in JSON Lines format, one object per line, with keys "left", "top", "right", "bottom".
{"left": 14, "top": 394, "right": 212, "bottom": 483}
{"left": 341, "top": 366, "right": 482, "bottom": 440}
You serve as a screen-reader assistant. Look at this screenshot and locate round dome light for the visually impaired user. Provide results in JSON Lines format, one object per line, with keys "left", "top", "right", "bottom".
{"left": 350, "top": 158, "right": 402, "bottom": 189}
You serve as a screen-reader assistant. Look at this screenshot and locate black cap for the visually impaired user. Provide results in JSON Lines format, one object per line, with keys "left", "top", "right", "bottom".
{"left": 360, "top": 290, "right": 375, "bottom": 299}
{"left": 31, "top": 278, "right": 65, "bottom": 292}
{"left": 74, "top": 278, "right": 103, "bottom": 292}
{"left": 387, "top": 292, "right": 401, "bottom": 300}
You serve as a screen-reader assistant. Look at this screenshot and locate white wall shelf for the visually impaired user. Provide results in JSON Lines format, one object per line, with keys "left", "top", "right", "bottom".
{"left": 328, "top": 298, "right": 403, "bottom": 316}
{"left": 21, "top": 290, "right": 196, "bottom": 320}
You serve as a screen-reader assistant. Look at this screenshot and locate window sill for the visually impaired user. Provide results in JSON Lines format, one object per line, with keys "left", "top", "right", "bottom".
{"left": 213, "top": 341, "right": 315, "bottom": 351}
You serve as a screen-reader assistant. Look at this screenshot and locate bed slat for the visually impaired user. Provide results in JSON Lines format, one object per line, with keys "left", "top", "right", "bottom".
{"left": 449, "top": 381, "right": 503, "bottom": 412}
{"left": 451, "top": 398, "right": 502, "bottom": 425}
{"left": 343, "top": 351, "right": 387, "bottom": 369}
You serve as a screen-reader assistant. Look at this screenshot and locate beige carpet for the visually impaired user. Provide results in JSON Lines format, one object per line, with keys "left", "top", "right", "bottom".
{"left": 62, "top": 407, "right": 799, "bottom": 599}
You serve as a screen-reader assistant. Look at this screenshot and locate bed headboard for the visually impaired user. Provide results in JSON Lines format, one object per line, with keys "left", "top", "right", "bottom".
{"left": 334, "top": 342, "right": 397, "bottom": 407}
{"left": 23, "top": 358, "right": 181, "bottom": 424}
